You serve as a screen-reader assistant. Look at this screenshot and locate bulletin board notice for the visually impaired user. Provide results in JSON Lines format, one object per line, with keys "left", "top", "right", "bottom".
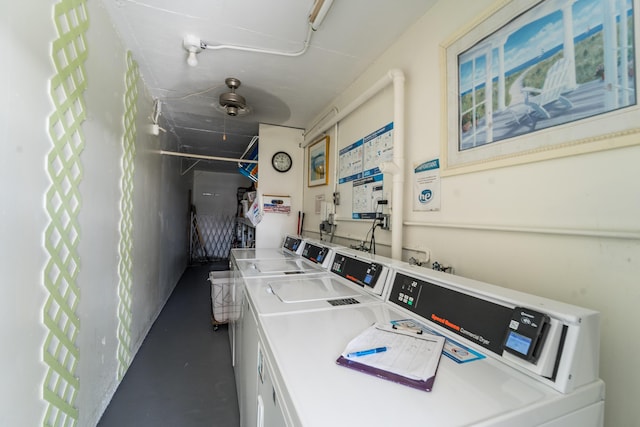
{"left": 339, "top": 122, "right": 393, "bottom": 184}
{"left": 362, "top": 122, "right": 394, "bottom": 176}
{"left": 338, "top": 140, "right": 364, "bottom": 184}
{"left": 352, "top": 174, "right": 383, "bottom": 219}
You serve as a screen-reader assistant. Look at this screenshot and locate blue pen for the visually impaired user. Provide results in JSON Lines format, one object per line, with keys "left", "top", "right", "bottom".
{"left": 347, "top": 346, "right": 387, "bottom": 358}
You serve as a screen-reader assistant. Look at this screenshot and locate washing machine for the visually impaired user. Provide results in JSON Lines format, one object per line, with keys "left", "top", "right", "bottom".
{"left": 236, "top": 248, "right": 399, "bottom": 427}
{"left": 242, "top": 248, "right": 395, "bottom": 316}
{"left": 230, "top": 238, "right": 332, "bottom": 365}
{"left": 230, "top": 233, "right": 307, "bottom": 262}
{"left": 229, "top": 234, "right": 322, "bottom": 371}
{"left": 251, "top": 265, "right": 605, "bottom": 427}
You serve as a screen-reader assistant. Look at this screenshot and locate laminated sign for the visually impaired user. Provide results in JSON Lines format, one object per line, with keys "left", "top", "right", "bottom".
{"left": 413, "top": 159, "right": 440, "bottom": 211}
{"left": 263, "top": 196, "right": 291, "bottom": 214}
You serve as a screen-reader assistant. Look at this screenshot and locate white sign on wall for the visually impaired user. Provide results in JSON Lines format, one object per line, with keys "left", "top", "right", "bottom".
{"left": 413, "top": 159, "right": 441, "bottom": 211}
{"left": 352, "top": 174, "right": 384, "bottom": 219}
{"left": 338, "top": 122, "right": 393, "bottom": 184}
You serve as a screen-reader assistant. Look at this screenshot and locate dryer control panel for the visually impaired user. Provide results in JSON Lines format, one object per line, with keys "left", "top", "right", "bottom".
{"left": 282, "top": 235, "right": 304, "bottom": 254}
{"left": 388, "top": 267, "right": 601, "bottom": 394}
{"left": 301, "top": 242, "right": 333, "bottom": 269}
{"left": 330, "top": 253, "right": 389, "bottom": 297}
{"left": 388, "top": 272, "right": 512, "bottom": 355}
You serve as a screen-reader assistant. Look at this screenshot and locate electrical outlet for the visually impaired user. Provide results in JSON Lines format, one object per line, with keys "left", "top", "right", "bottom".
{"left": 381, "top": 214, "right": 390, "bottom": 230}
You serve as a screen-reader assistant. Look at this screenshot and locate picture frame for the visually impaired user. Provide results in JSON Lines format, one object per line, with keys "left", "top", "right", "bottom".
{"left": 308, "top": 136, "right": 330, "bottom": 186}
{"left": 441, "top": 0, "right": 640, "bottom": 176}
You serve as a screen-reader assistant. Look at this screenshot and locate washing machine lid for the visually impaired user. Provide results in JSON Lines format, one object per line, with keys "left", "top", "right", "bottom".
{"left": 244, "top": 274, "right": 381, "bottom": 315}
{"left": 231, "top": 248, "right": 296, "bottom": 261}
{"left": 236, "top": 258, "right": 325, "bottom": 277}
{"left": 252, "top": 259, "right": 318, "bottom": 273}
{"left": 269, "top": 277, "right": 363, "bottom": 303}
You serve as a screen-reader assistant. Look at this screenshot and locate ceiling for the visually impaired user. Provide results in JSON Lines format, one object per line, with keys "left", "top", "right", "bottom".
{"left": 102, "top": 0, "right": 437, "bottom": 173}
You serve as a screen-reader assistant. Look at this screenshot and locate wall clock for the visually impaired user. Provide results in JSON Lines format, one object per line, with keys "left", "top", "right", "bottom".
{"left": 271, "top": 151, "right": 292, "bottom": 173}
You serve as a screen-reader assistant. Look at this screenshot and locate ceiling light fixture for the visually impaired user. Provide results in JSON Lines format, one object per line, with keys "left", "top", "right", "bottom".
{"left": 308, "top": 0, "right": 335, "bottom": 31}
{"left": 183, "top": 34, "right": 203, "bottom": 67}
{"left": 181, "top": 0, "right": 334, "bottom": 66}
{"left": 186, "top": 50, "right": 199, "bottom": 67}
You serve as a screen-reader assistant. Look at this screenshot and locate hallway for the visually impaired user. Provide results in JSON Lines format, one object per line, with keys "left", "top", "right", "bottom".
{"left": 98, "top": 263, "right": 239, "bottom": 427}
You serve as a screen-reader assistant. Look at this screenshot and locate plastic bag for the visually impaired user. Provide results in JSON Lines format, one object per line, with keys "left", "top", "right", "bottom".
{"left": 245, "top": 196, "right": 263, "bottom": 226}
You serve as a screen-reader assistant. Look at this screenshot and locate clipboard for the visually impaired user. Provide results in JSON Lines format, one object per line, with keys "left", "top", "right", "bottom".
{"left": 336, "top": 323, "right": 446, "bottom": 392}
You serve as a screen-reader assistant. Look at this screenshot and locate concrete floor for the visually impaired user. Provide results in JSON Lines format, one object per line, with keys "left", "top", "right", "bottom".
{"left": 98, "top": 262, "right": 239, "bottom": 427}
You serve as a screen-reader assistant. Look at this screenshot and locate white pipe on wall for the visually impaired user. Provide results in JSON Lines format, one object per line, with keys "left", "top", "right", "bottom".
{"left": 389, "top": 69, "right": 405, "bottom": 260}
{"left": 302, "top": 69, "right": 403, "bottom": 147}
{"left": 403, "top": 221, "right": 640, "bottom": 240}
{"left": 302, "top": 69, "right": 406, "bottom": 260}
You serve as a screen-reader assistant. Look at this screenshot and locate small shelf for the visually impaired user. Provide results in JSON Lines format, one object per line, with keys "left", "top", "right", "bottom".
{"left": 235, "top": 217, "right": 255, "bottom": 248}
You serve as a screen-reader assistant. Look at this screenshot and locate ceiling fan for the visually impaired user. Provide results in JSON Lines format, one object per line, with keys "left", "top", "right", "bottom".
{"left": 218, "top": 77, "right": 250, "bottom": 117}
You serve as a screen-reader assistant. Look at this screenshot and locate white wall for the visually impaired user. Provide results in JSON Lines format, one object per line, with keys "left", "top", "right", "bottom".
{"left": 303, "top": 1, "right": 640, "bottom": 426}
{"left": 0, "top": 1, "right": 189, "bottom": 425}
{"left": 256, "top": 124, "right": 304, "bottom": 248}
{"left": 80, "top": 2, "right": 191, "bottom": 424}
{"left": 193, "top": 170, "right": 252, "bottom": 216}
{"left": 305, "top": 88, "right": 396, "bottom": 251}
{"left": 192, "top": 170, "right": 252, "bottom": 258}
{"left": 0, "top": 2, "right": 52, "bottom": 425}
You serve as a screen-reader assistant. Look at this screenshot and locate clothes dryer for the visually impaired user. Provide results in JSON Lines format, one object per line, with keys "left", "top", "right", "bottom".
{"left": 250, "top": 266, "right": 605, "bottom": 427}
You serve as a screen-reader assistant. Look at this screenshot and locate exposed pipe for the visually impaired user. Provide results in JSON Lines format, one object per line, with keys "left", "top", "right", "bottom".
{"left": 302, "top": 69, "right": 405, "bottom": 260}
{"left": 303, "top": 107, "right": 338, "bottom": 141}
{"left": 187, "top": 0, "right": 335, "bottom": 62}
{"left": 404, "top": 221, "right": 640, "bottom": 240}
{"left": 302, "top": 69, "right": 402, "bottom": 147}
{"left": 389, "top": 70, "right": 405, "bottom": 260}
{"left": 160, "top": 150, "right": 258, "bottom": 164}
{"left": 202, "top": 25, "right": 314, "bottom": 58}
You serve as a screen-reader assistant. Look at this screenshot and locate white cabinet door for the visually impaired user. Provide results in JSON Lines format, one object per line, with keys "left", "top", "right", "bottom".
{"left": 238, "top": 296, "right": 259, "bottom": 427}
{"left": 229, "top": 258, "right": 240, "bottom": 367}
{"left": 257, "top": 343, "right": 287, "bottom": 427}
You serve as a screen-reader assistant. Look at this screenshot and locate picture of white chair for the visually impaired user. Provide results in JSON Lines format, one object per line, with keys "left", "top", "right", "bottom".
{"left": 521, "top": 58, "right": 574, "bottom": 119}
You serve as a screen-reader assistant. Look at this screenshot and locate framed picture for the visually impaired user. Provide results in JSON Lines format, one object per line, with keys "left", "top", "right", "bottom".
{"left": 441, "top": 0, "right": 639, "bottom": 175}
{"left": 308, "top": 136, "right": 329, "bottom": 186}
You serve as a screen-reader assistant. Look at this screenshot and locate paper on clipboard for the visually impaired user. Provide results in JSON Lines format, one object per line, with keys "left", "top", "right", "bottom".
{"left": 336, "top": 323, "right": 445, "bottom": 391}
{"left": 391, "top": 319, "right": 485, "bottom": 364}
